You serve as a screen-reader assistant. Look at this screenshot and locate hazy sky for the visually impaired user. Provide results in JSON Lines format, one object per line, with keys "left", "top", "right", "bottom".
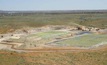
{"left": 0, "top": 0, "right": 107, "bottom": 11}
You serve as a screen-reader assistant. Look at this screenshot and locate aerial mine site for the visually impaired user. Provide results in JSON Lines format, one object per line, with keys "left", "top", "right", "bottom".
{"left": 0, "top": 25, "right": 107, "bottom": 52}
{"left": 0, "top": 10, "right": 107, "bottom": 65}
{"left": 0, "top": 0, "right": 107, "bottom": 65}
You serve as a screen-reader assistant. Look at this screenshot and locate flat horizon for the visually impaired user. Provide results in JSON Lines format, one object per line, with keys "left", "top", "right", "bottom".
{"left": 0, "top": 0, "right": 107, "bottom": 11}
{"left": 1, "top": 9, "right": 107, "bottom": 12}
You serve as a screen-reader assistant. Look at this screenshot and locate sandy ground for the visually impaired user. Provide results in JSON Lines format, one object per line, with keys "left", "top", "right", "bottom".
{"left": 0, "top": 41, "right": 107, "bottom": 53}
{"left": 0, "top": 44, "right": 11, "bottom": 50}
{"left": 0, "top": 26, "right": 107, "bottom": 52}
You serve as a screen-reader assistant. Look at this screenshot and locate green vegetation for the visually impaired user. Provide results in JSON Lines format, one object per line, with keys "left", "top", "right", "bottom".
{"left": 31, "top": 30, "right": 68, "bottom": 38}
{"left": 7, "top": 30, "right": 70, "bottom": 49}
{"left": 55, "top": 34, "right": 107, "bottom": 47}
{"left": 0, "top": 13, "right": 107, "bottom": 65}
{"left": 0, "top": 13, "right": 107, "bottom": 33}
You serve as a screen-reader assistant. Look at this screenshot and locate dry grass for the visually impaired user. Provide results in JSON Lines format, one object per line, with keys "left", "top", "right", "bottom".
{"left": 0, "top": 46, "right": 107, "bottom": 65}
{"left": 0, "top": 13, "right": 107, "bottom": 65}
{"left": 0, "top": 13, "right": 107, "bottom": 34}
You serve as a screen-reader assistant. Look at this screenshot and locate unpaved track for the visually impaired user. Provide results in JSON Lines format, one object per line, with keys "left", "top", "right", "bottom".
{"left": 0, "top": 33, "right": 90, "bottom": 52}
{"left": 0, "top": 34, "right": 107, "bottom": 52}
{"left": 0, "top": 42, "right": 106, "bottom": 53}
{"left": 0, "top": 26, "right": 106, "bottom": 52}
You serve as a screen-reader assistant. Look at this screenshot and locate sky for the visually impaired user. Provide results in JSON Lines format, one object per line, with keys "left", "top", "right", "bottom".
{"left": 0, "top": 0, "right": 107, "bottom": 11}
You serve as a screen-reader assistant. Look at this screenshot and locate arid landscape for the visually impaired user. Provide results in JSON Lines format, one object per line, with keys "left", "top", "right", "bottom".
{"left": 0, "top": 10, "right": 107, "bottom": 65}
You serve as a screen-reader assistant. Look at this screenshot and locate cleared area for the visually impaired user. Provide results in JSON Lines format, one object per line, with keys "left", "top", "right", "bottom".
{"left": 28, "top": 30, "right": 69, "bottom": 38}
{"left": 53, "top": 34, "right": 107, "bottom": 47}
{"left": 0, "top": 25, "right": 107, "bottom": 51}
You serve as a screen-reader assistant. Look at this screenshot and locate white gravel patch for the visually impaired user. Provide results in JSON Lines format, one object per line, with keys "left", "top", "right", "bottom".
{"left": 0, "top": 44, "right": 11, "bottom": 50}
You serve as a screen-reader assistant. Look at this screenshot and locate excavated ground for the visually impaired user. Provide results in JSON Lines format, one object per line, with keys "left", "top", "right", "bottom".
{"left": 0, "top": 25, "right": 107, "bottom": 52}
